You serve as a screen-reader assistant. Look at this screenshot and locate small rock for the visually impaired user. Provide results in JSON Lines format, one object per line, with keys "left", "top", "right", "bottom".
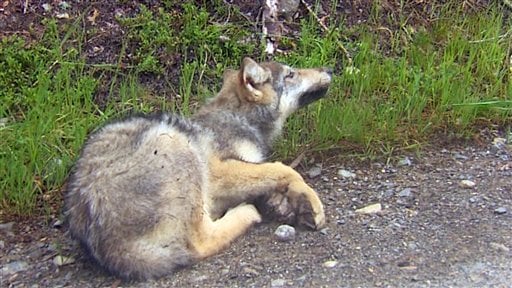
{"left": 56, "top": 12, "right": 70, "bottom": 19}
{"left": 0, "top": 221, "right": 14, "bottom": 231}
{"left": 0, "top": 240, "right": 4, "bottom": 249}
{"left": 295, "top": 275, "right": 307, "bottom": 282}
{"left": 2, "top": 261, "right": 29, "bottom": 275}
{"left": 307, "top": 166, "right": 322, "bottom": 178}
{"left": 323, "top": 260, "right": 338, "bottom": 268}
{"left": 242, "top": 266, "right": 260, "bottom": 277}
{"left": 338, "top": 169, "right": 356, "bottom": 178}
{"left": 320, "top": 227, "right": 329, "bottom": 235}
{"left": 469, "top": 196, "right": 478, "bottom": 203}
{"left": 271, "top": 278, "right": 287, "bottom": 287}
{"left": 399, "top": 265, "right": 418, "bottom": 271}
{"left": 397, "top": 157, "right": 412, "bottom": 166}
{"left": 398, "top": 188, "right": 413, "bottom": 197}
{"left": 53, "top": 219, "right": 63, "bottom": 228}
{"left": 53, "top": 255, "right": 75, "bottom": 266}
{"left": 492, "top": 137, "right": 507, "bottom": 150}
{"left": 193, "top": 275, "right": 208, "bottom": 282}
{"left": 274, "top": 224, "right": 296, "bottom": 242}
{"left": 408, "top": 242, "right": 418, "bottom": 250}
{"left": 490, "top": 242, "right": 510, "bottom": 252}
{"left": 355, "top": 203, "right": 382, "bottom": 214}
{"left": 41, "top": 3, "right": 52, "bottom": 12}
{"left": 58, "top": 1, "right": 70, "bottom": 9}
{"left": 453, "top": 153, "right": 469, "bottom": 160}
{"left": 494, "top": 207, "right": 507, "bottom": 215}
{"left": 459, "top": 180, "right": 476, "bottom": 189}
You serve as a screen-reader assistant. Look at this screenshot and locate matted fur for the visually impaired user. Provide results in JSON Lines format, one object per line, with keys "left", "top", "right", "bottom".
{"left": 64, "top": 58, "right": 332, "bottom": 280}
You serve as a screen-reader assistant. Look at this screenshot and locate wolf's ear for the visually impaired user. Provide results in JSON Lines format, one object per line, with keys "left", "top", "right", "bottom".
{"left": 241, "top": 57, "right": 270, "bottom": 100}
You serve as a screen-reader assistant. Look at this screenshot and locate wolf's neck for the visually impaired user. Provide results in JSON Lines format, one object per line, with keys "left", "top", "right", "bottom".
{"left": 192, "top": 107, "right": 279, "bottom": 160}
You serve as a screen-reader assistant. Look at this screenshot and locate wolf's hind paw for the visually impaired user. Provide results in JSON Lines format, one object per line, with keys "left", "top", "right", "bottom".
{"left": 257, "top": 193, "right": 296, "bottom": 224}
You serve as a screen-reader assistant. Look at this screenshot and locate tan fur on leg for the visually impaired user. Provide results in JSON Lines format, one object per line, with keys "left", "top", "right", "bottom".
{"left": 207, "top": 157, "right": 325, "bottom": 229}
{"left": 190, "top": 204, "right": 262, "bottom": 259}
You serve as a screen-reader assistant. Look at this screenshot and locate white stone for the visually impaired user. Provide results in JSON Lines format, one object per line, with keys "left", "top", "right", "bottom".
{"left": 323, "top": 260, "right": 338, "bottom": 268}
{"left": 459, "top": 180, "right": 476, "bottom": 189}
{"left": 53, "top": 255, "right": 75, "bottom": 266}
{"left": 338, "top": 169, "right": 356, "bottom": 178}
{"left": 355, "top": 203, "right": 382, "bottom": 214}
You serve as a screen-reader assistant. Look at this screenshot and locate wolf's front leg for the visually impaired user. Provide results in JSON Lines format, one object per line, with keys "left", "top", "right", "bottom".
{"left": 207, "top": 156, "right": 325, "bottom": 229}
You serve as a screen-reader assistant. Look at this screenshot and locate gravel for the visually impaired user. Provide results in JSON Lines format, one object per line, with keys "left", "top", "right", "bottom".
{"left": 1, "top": 139, "right": 511, "bottom": 287}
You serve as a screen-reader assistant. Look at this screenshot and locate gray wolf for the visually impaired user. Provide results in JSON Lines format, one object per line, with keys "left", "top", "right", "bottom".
{"left": 64, "top": 57, "right": 332, "bottom": 280}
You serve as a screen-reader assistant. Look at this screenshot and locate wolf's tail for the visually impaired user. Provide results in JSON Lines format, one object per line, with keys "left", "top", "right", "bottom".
{"left": 80, "top": 238, "right": 195, "bottom": 280}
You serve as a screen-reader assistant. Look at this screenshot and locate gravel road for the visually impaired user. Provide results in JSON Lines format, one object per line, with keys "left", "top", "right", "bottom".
{"left": 1, "top": 135, "right": 511, "bottom": 288}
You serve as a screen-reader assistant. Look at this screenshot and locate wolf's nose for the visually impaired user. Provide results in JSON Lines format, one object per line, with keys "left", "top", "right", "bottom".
{"left": 324, "top": 68, "right": 333, "bottom": 76}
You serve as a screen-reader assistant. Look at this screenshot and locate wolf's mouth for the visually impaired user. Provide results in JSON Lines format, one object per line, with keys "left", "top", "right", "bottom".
{"left": 298, "top": 87, "right": 329, "bottom": 108}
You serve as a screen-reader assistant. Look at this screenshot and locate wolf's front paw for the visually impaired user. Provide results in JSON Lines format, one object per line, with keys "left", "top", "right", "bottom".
{"left": 287, "top": 182, "right": 326, "bottom": 230}
{"left": 295, "top": 193, "right": 326, "bottom": 230}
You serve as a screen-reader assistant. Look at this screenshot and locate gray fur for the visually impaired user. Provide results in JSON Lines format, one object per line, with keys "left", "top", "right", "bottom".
{"left": 64, "top": 58, "right": 332, "bottom": 280}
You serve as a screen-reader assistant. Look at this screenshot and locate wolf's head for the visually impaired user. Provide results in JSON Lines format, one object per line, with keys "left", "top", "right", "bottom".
{"left": 199, "top": 57, "right": 332, "bottom": 137}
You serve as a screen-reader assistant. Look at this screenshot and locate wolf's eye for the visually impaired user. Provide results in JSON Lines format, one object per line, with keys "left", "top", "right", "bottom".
{"left": 285, "top": 71, "right": 295, "bottom": 79}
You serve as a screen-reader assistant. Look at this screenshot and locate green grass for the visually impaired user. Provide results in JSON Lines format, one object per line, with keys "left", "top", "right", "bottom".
{"left": 1, "top": 2, "right": 511, "bottom": 215}
{"left": 278, "top": 4, "right": 511, "bottom": 157}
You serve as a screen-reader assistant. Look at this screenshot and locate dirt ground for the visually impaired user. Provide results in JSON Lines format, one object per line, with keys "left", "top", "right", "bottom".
{"left": 1, "top": 1, "right": 511, "bottom": 287}
{"left": 2, "top": 133, "right": 511, "bottom": 287}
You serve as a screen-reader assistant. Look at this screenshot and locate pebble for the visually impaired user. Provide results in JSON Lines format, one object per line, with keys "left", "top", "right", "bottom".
{"left": 453, "top": 153, "right": 469, "bottom": 160}
{"left": 397, "top": 157, "right": 412, "bottom": 166}
{"left": 355, "top": 203, "right": 382, "bottom": 214}
{"left": 338, "top": 169, "right": 356, "bottom": 178}
{"left": 494, "top": 207, "right": 507, "bottom": 215}
{"left": 323, "top": 260, "right": 338, "bottom": 268}
{"left": 220, "top": 268, "right": 230, "bottom": 276}
{"left": 193, "top": 275, "right": 208, "bottom": 282}
{"left": 271, "top": 278, "right": 287, "bottom": 287}
{"left": 56, "top": 13, "right": 70, "bottom": 19}
{"left": 53, "top": 255, "right": 75, "bottom": 266}
{"left": 490, "top": 242, "right": 510, "bottom": 252}
{"left": 41, "top": 3, "right": 52, "bottom": 12}
{"left": 53, "top": 219, "right": 63, "bottom": 228}
{"left": 242, "top": 266, "right": 260, "bottom": 277}
{"left": 274, "top": 224, "right": 296, "bottom": 242}
{"left": 492, "top": 137, "right": 507, "bottom": 150}
{"left": 398, "top": 188, "right": 413, "bottom": 197}
{"left": 0, "top": 240, "right": 4, "bottom": 249}
{"left": 2, "top": 261, "right": 29, "bottom": 275}
{"left": 0, "top": 221, "right": 14, "bottom": 231}
{"left": 307, "top": 166, "right": 322, "bottom": 178}
{"left": 459, "top": 180, "right": 476, "bottom": 189}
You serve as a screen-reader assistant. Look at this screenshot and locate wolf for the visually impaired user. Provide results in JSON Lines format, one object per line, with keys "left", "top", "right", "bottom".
{"left": 64, "top": 57, "right": 332, "bottom": 280}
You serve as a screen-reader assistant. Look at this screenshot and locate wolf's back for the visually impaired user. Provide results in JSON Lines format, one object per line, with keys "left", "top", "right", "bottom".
{"left": 64, "top": 114, "right": 205, "bottom": 279}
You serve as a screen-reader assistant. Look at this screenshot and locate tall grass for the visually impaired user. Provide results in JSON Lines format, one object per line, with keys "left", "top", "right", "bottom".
{"left": 278, "top": 4, "right": 511, "bottom": 157}
{"left": 1, "top": 2, "right": 511, "bottom": 215}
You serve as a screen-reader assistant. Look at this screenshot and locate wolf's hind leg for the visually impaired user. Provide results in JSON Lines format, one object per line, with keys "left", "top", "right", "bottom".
{"left": 190, "top": 204, "right": 261, "bottom": 259}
